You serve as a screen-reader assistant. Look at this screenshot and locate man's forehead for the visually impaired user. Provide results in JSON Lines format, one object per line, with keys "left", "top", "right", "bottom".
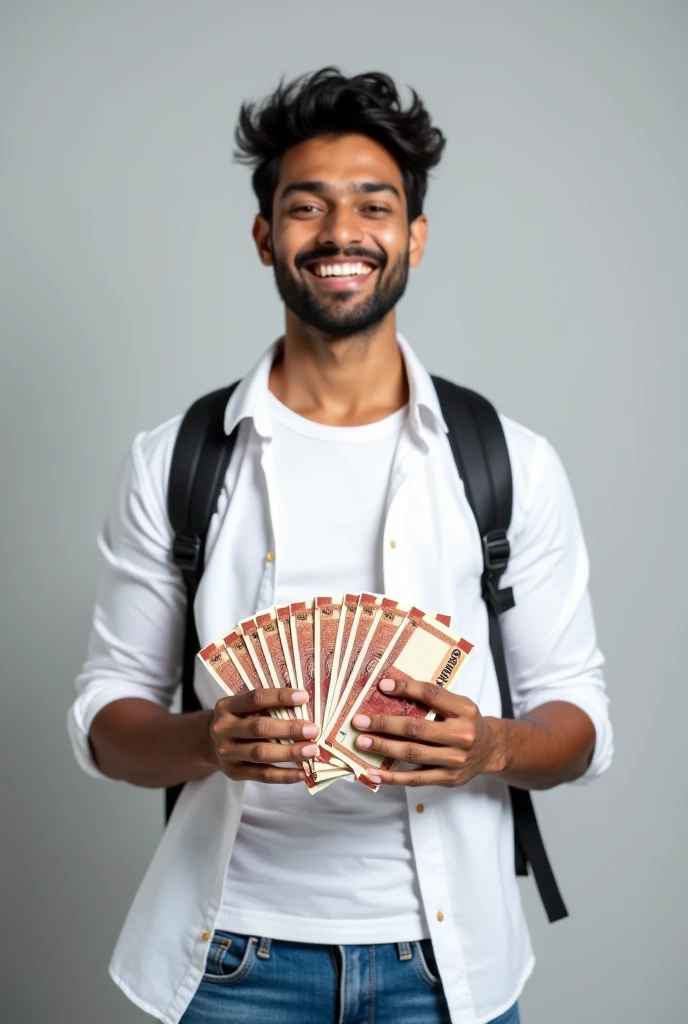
{"left": 277, "top": 134, "right": 404, "bottom": 192}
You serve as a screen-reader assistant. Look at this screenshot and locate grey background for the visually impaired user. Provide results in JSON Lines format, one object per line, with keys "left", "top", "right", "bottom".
{"left": 1, "top": 2, "right": 686, "bottom": 1022}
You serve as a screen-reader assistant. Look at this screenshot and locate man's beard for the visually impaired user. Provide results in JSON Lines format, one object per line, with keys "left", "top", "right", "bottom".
{"left": 272, "top": 245, "right": 410, "bottom": 339}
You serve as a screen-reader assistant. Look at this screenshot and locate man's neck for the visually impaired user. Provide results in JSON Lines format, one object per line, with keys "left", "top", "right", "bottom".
{"left": 268, "top": 311, "right": 408, "bottom": 427}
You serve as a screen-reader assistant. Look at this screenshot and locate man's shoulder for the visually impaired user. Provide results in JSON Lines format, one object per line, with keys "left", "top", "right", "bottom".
{"left": 498, "top": 411, "right": 547, "bottom": 475}
{"left": 129, "top": 412, "right": 184, "bottom": 504}
{"left": 495, "top": 412, "right": 554, "bottom": 523}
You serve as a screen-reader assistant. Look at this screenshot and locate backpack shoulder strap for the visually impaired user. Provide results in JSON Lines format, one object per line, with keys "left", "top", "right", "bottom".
{"left": 165, "top": 381, "right": 240, "bottom": 821}
{"left": 431, "top": 376, "right": 515, "bottom": 618}
{"left": 431, "top": 376, "right": 568, "bottom": 923}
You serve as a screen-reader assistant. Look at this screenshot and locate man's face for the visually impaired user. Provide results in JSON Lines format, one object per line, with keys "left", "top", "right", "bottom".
{"left": 253, "top": 133, "right": 427, "bottom": 337}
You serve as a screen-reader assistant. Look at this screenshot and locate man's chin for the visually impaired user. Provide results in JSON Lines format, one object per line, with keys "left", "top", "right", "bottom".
{"left": 298, "top": 306, "right": 384, "bottom": 338}
{"left": 275, "top": 270, "right": 400, "bottom": 337}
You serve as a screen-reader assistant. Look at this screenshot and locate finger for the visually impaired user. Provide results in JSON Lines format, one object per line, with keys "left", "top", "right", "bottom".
{"left": 364, "top": 767, "right": 460, "bottom": 788}
{"left": 226, "top": 739, "right": 319, "bottom": 765}
{"left": 222, "top": 687, "right": 309, "bottom": 717}
{"left": 228, "top": 715, "right": 319, "bottom": 742}
{"left": 228, "top": 763, "right": 307, "bottom": 785}
{"left": 374, "top": 677, "right": 477, "bottom": 719}
{"left": 352, "top": 712, "right": 458, "bottom": 746}
{"left": 354, "top": 733, "right": 464, "bottom": 768}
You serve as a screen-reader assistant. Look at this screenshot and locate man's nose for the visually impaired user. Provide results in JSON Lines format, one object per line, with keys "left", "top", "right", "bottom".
{"left": 316, "top": 205, "right": 363, "bottom": 249}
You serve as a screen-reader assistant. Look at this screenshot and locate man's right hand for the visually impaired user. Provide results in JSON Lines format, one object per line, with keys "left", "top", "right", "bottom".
{"left": 208, "top": 688, "right": 318, "bottom": 784}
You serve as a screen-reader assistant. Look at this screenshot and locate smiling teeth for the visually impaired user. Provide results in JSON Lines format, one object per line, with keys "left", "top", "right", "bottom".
{"left": 313, "top": 262, "right": 373, "bottom": 277}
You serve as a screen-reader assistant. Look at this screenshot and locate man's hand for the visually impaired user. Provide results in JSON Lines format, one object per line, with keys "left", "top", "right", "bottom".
{"left": 209, "top": 688, "right": 318, "bottom": 784}
{"left": 352, "top": 678, "right": 503, "bottom": 788}
{"left": 352, "top": 678, "right": 596, "bottom": 790}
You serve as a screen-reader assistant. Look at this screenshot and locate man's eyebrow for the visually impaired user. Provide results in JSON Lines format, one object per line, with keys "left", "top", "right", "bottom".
{"left": 352, "top": 181, "right": 401, "bottom": 200}
{"left": 280, "top": 181, "right": 326, "bottom": 200}
{"left": 280, "top": 180, "right": 402, "bottom": 201}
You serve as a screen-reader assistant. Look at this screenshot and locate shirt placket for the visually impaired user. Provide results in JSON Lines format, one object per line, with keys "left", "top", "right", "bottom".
{"left": 381, "top": 426, "right": 427, "bottom": 598}
{"left": 256, "top": 436, "right": 280, "bottom": 608}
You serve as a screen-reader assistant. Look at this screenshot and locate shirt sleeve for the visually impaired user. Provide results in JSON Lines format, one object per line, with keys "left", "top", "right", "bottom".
{"left": 500, "top": 437, "right": 613, "bottom": 783}
{"left": 67, "top": 430, "right": 185, "bottom": 779}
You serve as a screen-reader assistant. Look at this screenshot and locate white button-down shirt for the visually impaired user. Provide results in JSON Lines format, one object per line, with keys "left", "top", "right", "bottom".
{"left": 68, "top": 334, "right": 612, "bottom": 1024}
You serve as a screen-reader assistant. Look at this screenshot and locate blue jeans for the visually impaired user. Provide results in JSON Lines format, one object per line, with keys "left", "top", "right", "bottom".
{"left": 181, "top": 930, "right": 520, "bottom": 1024}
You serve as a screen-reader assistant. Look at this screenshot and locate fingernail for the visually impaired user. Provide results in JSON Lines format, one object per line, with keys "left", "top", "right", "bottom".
{"left": 302, "top": 724, "right": 319, "bottom": 739}
{"left": 353, "top": 714, "right": 371, "bottom": 729}
{"left": 291, "top": 691, "right": 308, "bottom": 703}
{"left": 368, "top": 774, "right": 382, "bottom": 785}
{"left": 379, "top": 678, "right": 395, "bottom": 692}
{"left": 357, "top": 735, "right": 373, "bottom": 749}
{"left": 301, "top": 743, "right": 318, "bottom": 757}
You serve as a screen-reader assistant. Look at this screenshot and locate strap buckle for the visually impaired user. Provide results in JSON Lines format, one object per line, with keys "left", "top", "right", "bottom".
{"left": 481, "top": 529, "right": 515, "bottom": 614}
{"left": 172, "top": 529, "right": 202, "bottom": 573}
{"left": 482, "top": 529, "right": 510, "bottom": 574}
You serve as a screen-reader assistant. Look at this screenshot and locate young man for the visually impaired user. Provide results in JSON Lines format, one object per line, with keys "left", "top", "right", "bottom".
{"left": 69, "top": 68, "right": 612, "bottom": 1024}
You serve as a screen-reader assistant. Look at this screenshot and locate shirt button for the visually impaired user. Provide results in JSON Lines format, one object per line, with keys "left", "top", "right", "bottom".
{"left": 200, "top": 930, "right": 211, "bottom": 941}
{"left": 436, "top": 911, "right": 444, "bottom": 923}
{"left": 265, "top": 551, "right": 275, "bottom": 562}
{"left": 389, "top": 539, "right": 397, "bottom": 549}
{"left": 416, "top": 803, "right": 425, "bottom": 813}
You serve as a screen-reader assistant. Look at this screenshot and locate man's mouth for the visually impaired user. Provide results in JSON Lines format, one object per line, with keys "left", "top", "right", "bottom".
{"left": 302, "top": 258, "right": 379, "bottom": 292}
{"left": 305, "top": 259, "right": 376, "bottom": 279}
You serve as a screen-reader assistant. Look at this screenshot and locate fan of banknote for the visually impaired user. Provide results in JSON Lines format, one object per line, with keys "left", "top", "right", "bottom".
{"left": 198, "top": 594, "right": 474, "bottom": 793}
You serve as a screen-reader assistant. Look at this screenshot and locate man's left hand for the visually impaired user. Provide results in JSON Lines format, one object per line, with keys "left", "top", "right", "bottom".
{"left": 352, "top": 677, "right": 506, "bottom": 787}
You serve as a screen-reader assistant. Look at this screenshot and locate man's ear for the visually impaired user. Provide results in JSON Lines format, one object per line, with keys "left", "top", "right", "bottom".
{"left": 408, "top": 214, "right": 428, "bottom": 269}
{"left": 252, "top": 215, "right": 273, "bottom": 266}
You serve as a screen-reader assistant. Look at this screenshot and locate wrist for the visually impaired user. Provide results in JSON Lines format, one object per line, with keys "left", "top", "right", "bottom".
{"left": 193, "top": 709, "right": 218, "bottom": 774}
{"left": 482, "top": 716, "right": 510, "bottom": 774}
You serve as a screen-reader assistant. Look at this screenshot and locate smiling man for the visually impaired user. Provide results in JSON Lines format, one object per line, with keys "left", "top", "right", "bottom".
{"left": 69, "top": 68, "right": 612, "bottom": 1024}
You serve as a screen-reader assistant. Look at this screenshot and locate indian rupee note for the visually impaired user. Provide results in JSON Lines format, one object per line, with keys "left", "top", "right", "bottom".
{"left": 289, "top": 600, "right": 316, "bottom": 719}
{"left": 322, "top": 593, "right": 360, "bottom": 731}
{"left": 198, "top": 639, "right": 252, "bottom": 698}
{"left": 240, "top": 614, "right": 293, "bottom": 721}
{"left": 290, "top": 598, "right": 346, "bottom": 774}
{"left": 323, "top": 608, "right": 473, "bottom": 776}
{"left": 276, "top": 604, "right": 312, "bottom": 720}
{"left": 313, "top": 595, "right": 343, "bottom": 745}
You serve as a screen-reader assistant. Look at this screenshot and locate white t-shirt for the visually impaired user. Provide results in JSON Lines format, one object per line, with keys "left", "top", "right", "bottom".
{"left": 217, "top": 392, "right": 430, "bottom": 944}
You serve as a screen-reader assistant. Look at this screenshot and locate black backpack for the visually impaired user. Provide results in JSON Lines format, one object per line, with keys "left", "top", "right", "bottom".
{"left": 166, "top": 376, "right": 568, "bottom": 923}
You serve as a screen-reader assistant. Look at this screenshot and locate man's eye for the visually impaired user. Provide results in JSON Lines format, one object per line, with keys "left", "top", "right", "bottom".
{"left": 366, "top": 205, "right": 390, "bottom": 214}
{"left": 292, "top": 205, "right": 320, "bottom": 214}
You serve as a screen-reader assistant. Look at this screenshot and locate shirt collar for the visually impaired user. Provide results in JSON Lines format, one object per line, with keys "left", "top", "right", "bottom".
{"left": 223, "top": 332, "right": 448, "bottom": 442}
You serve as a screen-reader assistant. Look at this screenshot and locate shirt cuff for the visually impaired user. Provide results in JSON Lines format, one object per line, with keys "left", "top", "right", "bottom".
{"left": 67, "top": 684, "right": 168, "bottom": 780}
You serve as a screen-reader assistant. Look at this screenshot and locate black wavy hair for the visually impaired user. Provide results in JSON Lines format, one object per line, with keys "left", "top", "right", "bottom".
{"left": 234, "top": 67, "right": 446, "bottom": 222}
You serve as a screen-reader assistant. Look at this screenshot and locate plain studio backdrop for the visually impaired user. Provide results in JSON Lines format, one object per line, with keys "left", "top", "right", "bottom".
{"left": 1, "top": 2, "right": 686, "bottom": 1022}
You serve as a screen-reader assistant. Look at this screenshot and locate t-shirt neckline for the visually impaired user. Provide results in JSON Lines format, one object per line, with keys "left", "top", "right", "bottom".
{"left": 266, "top": 391, "right": 408, "bottom": 442}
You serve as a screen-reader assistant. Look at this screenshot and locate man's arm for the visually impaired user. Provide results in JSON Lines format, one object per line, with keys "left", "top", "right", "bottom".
{"left": 487, "top": 699, "right": 596, "bottom": 790}
{"left": 67, "top": 435, "right": 188, "bottom": 780}
{"left": 493, "top": 436, "right": 612, "bottom": 783}
{"left": 89, "top": 690, "right": 317, "bottom": 788}
{"left": 89, "top": 699, "right": 216, "bottom": 788}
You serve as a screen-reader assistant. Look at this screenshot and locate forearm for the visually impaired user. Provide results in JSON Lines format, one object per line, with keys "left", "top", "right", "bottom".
{"left": 89, "top": 698, "right": 217, "bottom": 788}
{"left": 485, "top": 700, "right": 596, "bottom": 790}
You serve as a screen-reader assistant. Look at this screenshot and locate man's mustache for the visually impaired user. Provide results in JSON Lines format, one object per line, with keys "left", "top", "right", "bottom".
{"left": 295, "top": 247, "right": 387, "bottom": 272}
